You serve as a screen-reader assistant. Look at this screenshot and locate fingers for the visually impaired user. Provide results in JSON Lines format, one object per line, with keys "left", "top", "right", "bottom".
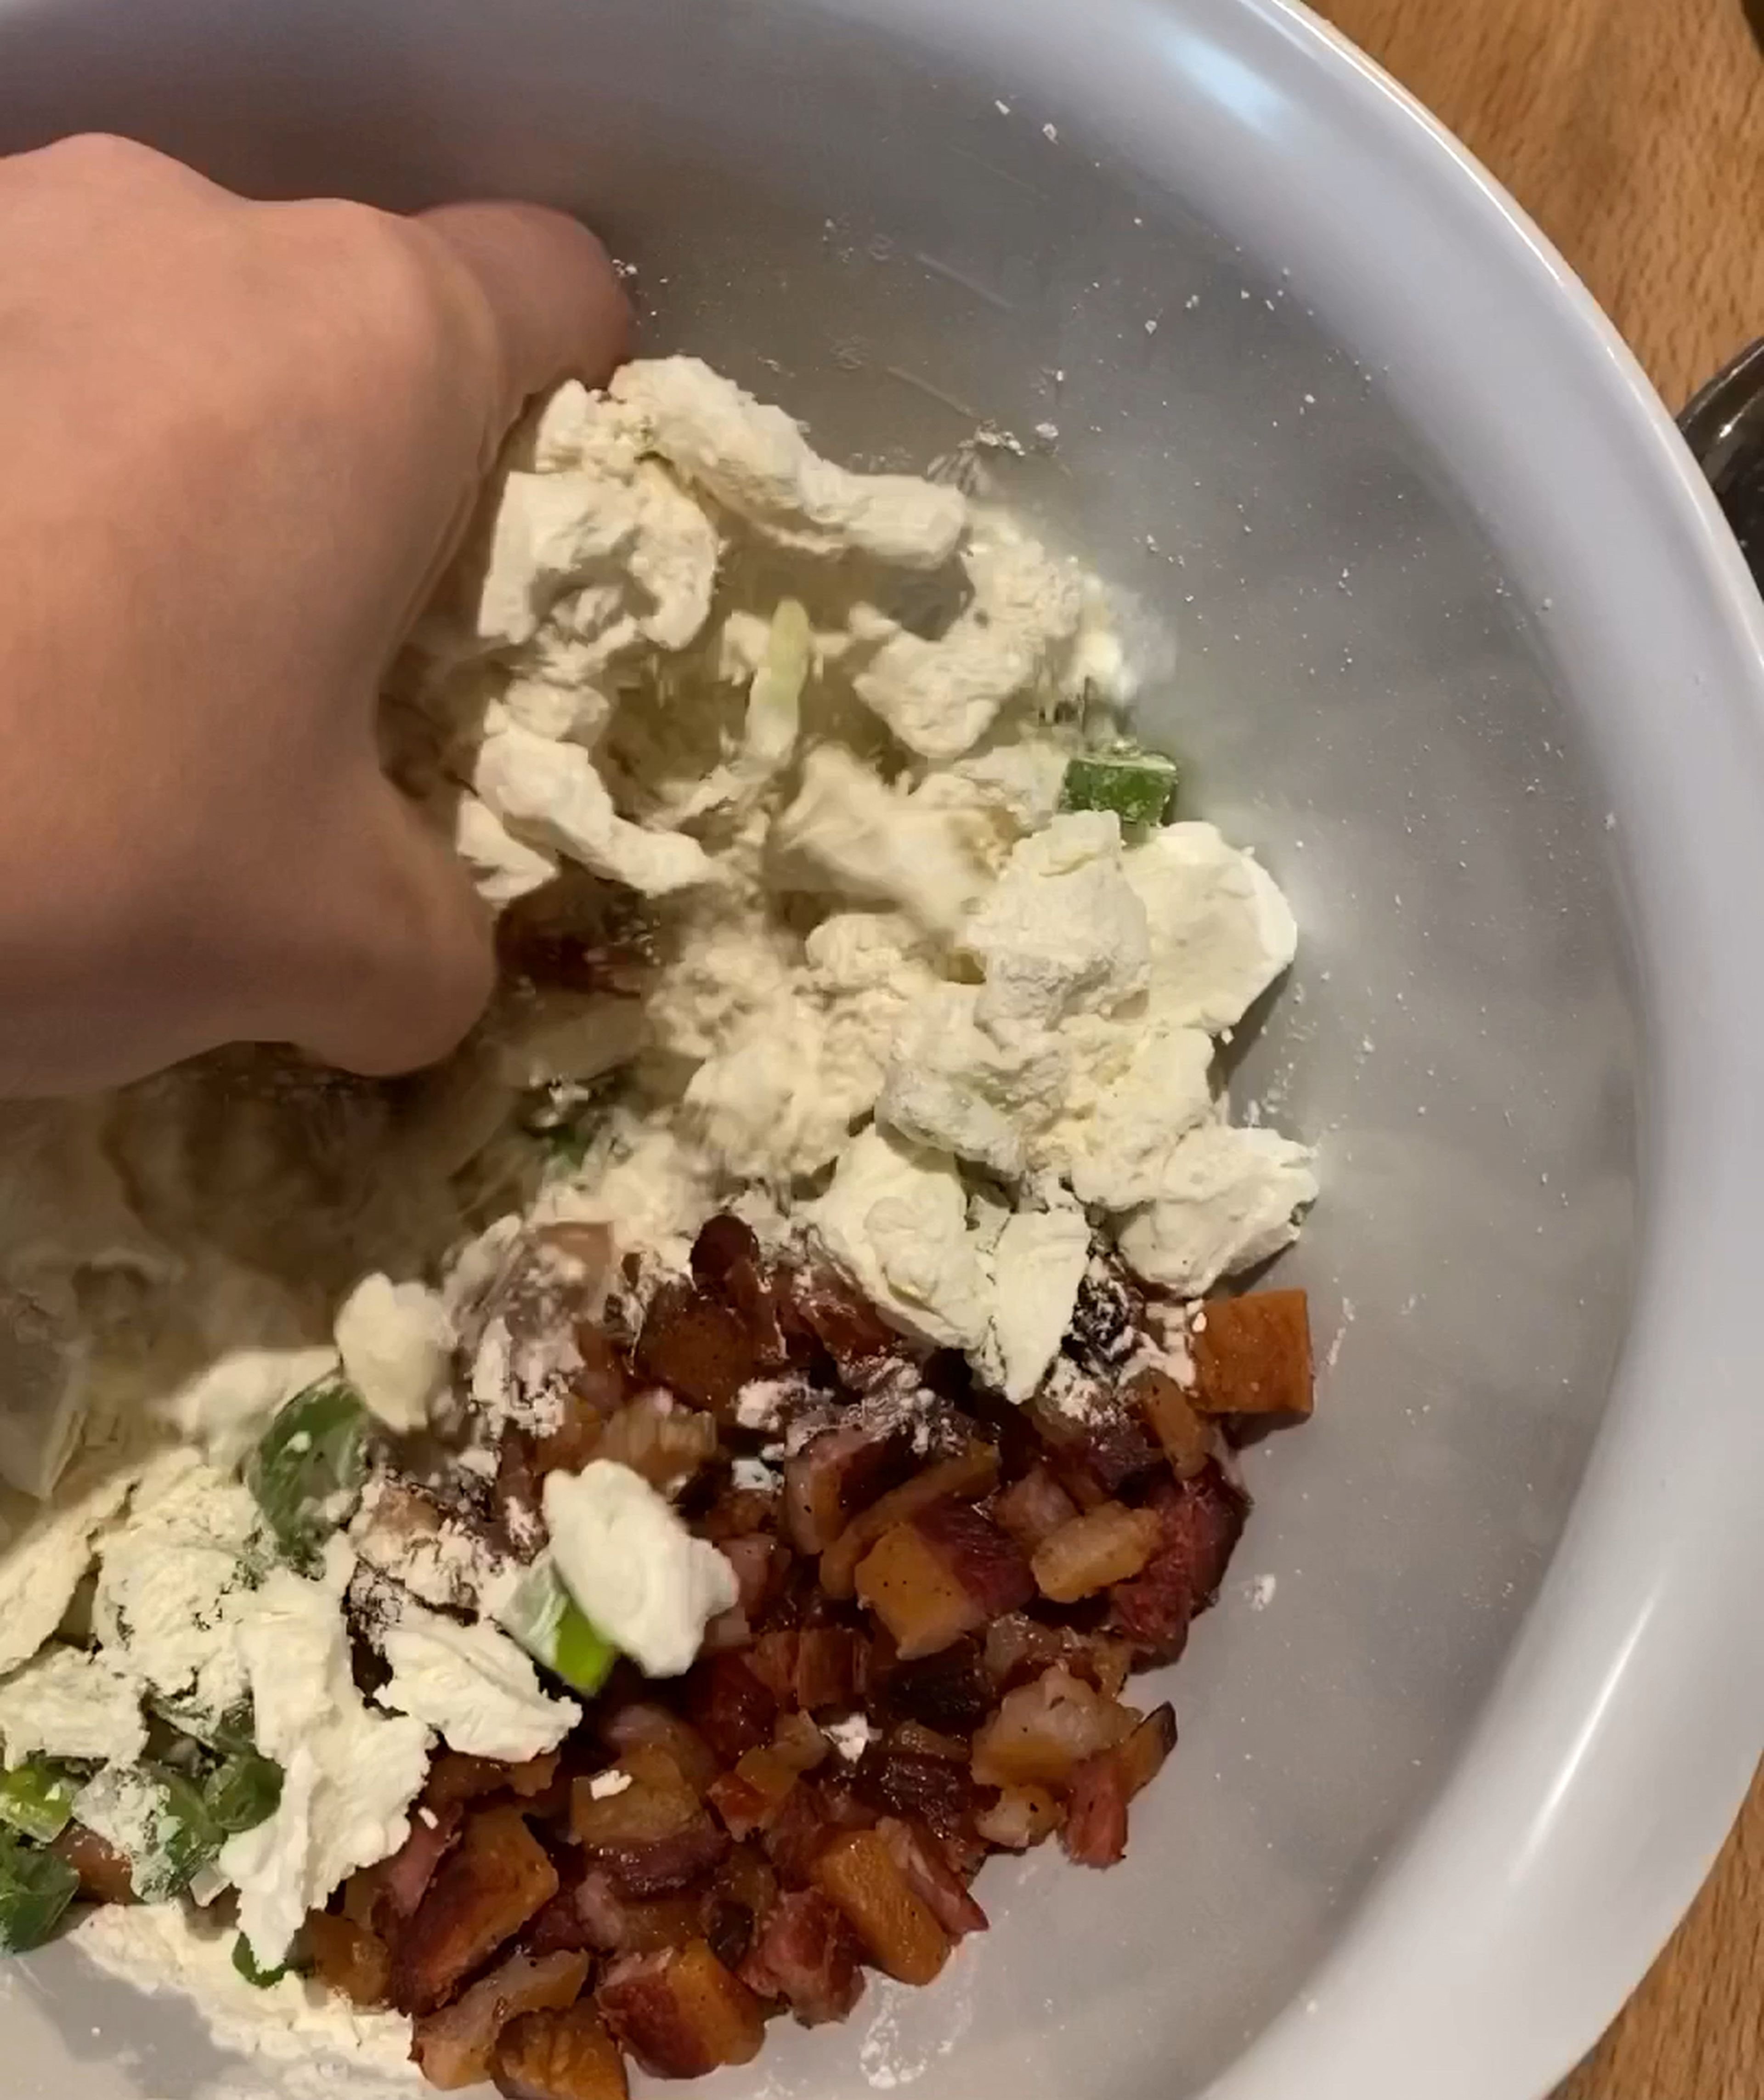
{"left": 417, "top": 200, "right": 632, "bottom": 429}
{"left": 277, "top": 774, "right": 497, "bottom": 1078}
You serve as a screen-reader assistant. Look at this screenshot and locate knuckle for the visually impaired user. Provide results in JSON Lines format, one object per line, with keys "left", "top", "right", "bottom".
{"left": 44, "top": 131, "right": 174, "bottom": 181}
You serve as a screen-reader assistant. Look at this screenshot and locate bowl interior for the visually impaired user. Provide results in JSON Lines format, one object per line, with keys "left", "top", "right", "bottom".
{"left": 0, "top": 2, "right": 1640, "bottom": 2095}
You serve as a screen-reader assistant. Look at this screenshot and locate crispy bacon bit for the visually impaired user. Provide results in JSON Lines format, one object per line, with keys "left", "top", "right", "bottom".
{"left": 719, "top": 1532, "right": 782, "bottom": 1619}
{"left": 307, "top": 1913, "right": 392, "bottom": 2009}
{"left": 855, "top": 1501, "right": 1033, "bottom": 1660}
{"left": 568, "top": 1871, "right": 706, "bottom": 1956}
{"left": 1026, "top": 1385, "right": 1162, "bottom": 1497}
{"left": 782, "top": 1266, "right": 904, "bottom": 1384}
{"left": 596, "top": 1705, "right": 719, "bottom": 1797}
{"left": 690, "top": 1216, "right": 793, "bottom": 1371}
{"left": 1059, "top": 1755, "right": 1130, "bottom": 1869}
{"left": 413, "top": 1949, "right": 589, "bottom": 2090}
{"left": 51, "top": 1823, "right": 135, "bottom": 1905}
{"left": 1031, "top": 1502, "right": 1162, "bottom": 1603}
{"left": 770, "top": 1712, "right": 832, "bottom": 1773}
{"left": 739, "top": 1889, "right": 865, "bottom": 2026}
{"left": 1132, "top": 1366, "right": 1213, "bottom": 1481}
{"left": 1057, "top": 1703, "right": 1174, "bottom": 1868}
{"left": 531, "top": 1330, "right": 626, "bottom": 1477}
{"left": 592, "top": 1392, "right": 719, "bottom": 1496}
{"left": 393, "top": 1808, "right": 561, "bottom": 2016}
{"left": 707, "top": 1747, "right": 801, "bottom": 1843}
{"left": 571, "top": 1750, "right": 729, "bottom": 1896}
{"left": 598, "top": 1941, "right": 767, "bottom": 2078}
{"left": 1191, "top": 1291, "right": 1314, "bottom": 1420}
{"left": 811, "top": 1829, "right": 950, "bottom": 1987}
{"left": 993, "top": 1467, "right": 1080, "bottom": 1553}
{"left": 819, "top": 1446, "right": 1002, "bottom": 1599}
{"left": 974, "top": 1785, "right": 1063, "bottom": 1850}
{"left": 759, "top": 1779, "right": 837, "bottom": 1888}
{"left": 982, "top": 1616, "right": 1132, "bottom": 1700}
{"left": 427, "top": 1753, "right": 561, "bottom": 1811}
{"left": 970, "top": 1667, "right": 1137, "bottom": 1792}
{"left": 495, "top": 2004, "right": 629, "bottom": 2100}
{"left": 783, "top": 1423, "right": 916, "bottom": 1555}
{"left": 855, "top": 1748, "right": 979, "bottom": 1840}
{"left": 684, "top": 1652, "right": 779, "bottom": 1765}
{"left": 1108, "top": 1467, "right": 1247, "bottom": 1661}
{"left": 634, "top": 1279, "right": 759, "bottom": 1417}
{"left": 876, "top": 1816, "right": 988, "bottom": 1939}
{"left": 874, "top": 1638, "right": 993, "bottom": 1736}
{"left": 793, "top": 1627, "right": 860, "bottom": 1714}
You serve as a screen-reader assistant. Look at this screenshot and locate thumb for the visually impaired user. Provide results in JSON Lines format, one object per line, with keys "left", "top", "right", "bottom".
{"left": 279, "top": 774, "right": 496, "bottom": 1077}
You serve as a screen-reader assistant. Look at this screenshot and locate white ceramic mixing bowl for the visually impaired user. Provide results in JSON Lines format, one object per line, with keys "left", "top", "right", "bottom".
{"left": 1, "top": 2, "right": 1761, "bottom": 2097}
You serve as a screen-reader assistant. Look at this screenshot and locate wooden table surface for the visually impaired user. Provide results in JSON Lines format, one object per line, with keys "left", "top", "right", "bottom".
{"left": 1307, "top": 5, "right": 1764, "bottom": 2094}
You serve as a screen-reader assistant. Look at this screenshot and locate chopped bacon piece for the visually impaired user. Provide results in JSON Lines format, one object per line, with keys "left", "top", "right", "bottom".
{"left": 993, "top": 1467, "right": 1080, "bottom": 1553}
{"left": 495, "top": 2004, "right": 629, "bottom": 2100}
{"left": 793, "top": 1626, "right": 860, "bottom": 1713}
{"left": 974, "top": 1785, "right": 1063, "bottom": 1850}
{"left": 875, "top": 1816, "right": 987, "bottom": 1939}
{"left": 982, "top": 1615, "right": 1132, "bottom": 1700}
{"left": 1026, "top": 1386, "right": 1161, "bottom": 1497}
{"left": 854, "top": 1748, "right": 978, "bottom": 1841}
{"left": 1191, "top": 1290, "right": 1314, "bottom": 1420}
{"left": 701, "top": 1603, "right": 752, "bottom": 1654}
{"left": 366, "top": 1801, "right": 467, "bottom": 1928}
{"left": 1055, "top": 1704, "right": 1174, "bottom": 1868}
{"left": 51, "top": 1823, "right": 135, "bottom": 1905}
{"left": 970, "top": 1666, "right": 1137, "bottom": 1792}
{"left": 596, "top": 1705, "right": 719, "bottom": 1797}
{"left": 707, "top": 1747, "right": 800, "bottom": 1843}
{"left": 531, "top": 1329, "right": 626, "bottom": 1477}
{"left": 811, "top": 1829, "right": 950, "bottom": 1987}
{"left": 591, "top": 1392, "right": 719, "bottom": 1496}
{"left": 781, "top": 1265, "right": 904, "bottom": 1384}
{"left": 393, "top": 1808, "right": 561, "bottom": 2016}
{"left": 874, "top": 1638, "right": 993, "bottom": 1736}
{"left": 598, "top": 1941, "right": 766, "bottom": 2078}
{"left": 307, "top": 1913, "right": 392, "bottom": 2009}
{"left": 759, "top": 1780, "right": 837, "bottom": 1889}
{"left": 739, "top": 1889, "right": 865, "bottom": 2027}
{"left": 413, "top": 1949, "right": 589, "bottom": 2090}
{"left": 770, "top": 1712, "right": 831, "bottom": 1773}
{"left": 634, "top": 1278, "right": 759, "bottom": 1417}
{"left": 719, "top": 1533, "right": 782, "bottom": 1618}
{"left": 426, "top": 1753, "right": 561, "bottom": 1812}
{"left": 1108, "top": 1467, "right": 1247, "bottom": 1661}
{"left": 690, "top": 1215, "right": 793, "bottom": 1370}
{"left": 525, "top": 1893, "right": 598, "bottom": 1959}
{"left": 571, "top": 1751, "right": 729, "bottom": 1897}
{"left": 819, "top": 1446, "right": 1001, "bottom": 1599}
{"left": 783, "top": 1423, "right": 916, "bottom": 1554}
{"left": 566, "top": 1871, "right": 707, "bottom": 1957}
{"left": 1031, "top": 1502, "right": 1162, "bottom": 1603}
{"left": 855, "top": 1501, "right": 1033, "bottom": 1660}
{"left": 683, "top": 1651, "right": 779, "bottom": 1764}
{"left": 1059, "top": 1755, "right": 1130, "bottom": 1869}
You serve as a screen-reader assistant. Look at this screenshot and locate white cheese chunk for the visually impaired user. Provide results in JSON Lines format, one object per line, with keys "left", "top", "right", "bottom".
{"left": 1117, "top": 1123, "right": 1319, "bottom": 1295}
{"left": 986, "top": 1201, "right": 1093, "bottom": 1403}
{"left": 0, "top": 1644, "right": 146, "bottom": 1769}
{"left": 808, "top": 1128, "right": 994, "bottom": 1352}
{"left": 1123, "top": 822, "right": 1298, "bottom": 1033}
{"left": 542, "top": 1460, "right": 738, "bottom": 1680}
{"left": 475, "top": 723, "right": 714, "bottom": 898}
{"left": 611, "top": 356, "right": 966, "bottom": 568}
{"left": 0, "top": 1470, "right": 133, "bottom": 1677}
{"left": 376, "top": 1607, "right": 579, "bottom": 1762}
{"left": 221, "top": 1541, "right": 431, "bottom": 1968}
{"left": 334, "top": 1275, "right": 455, "bottom": 1436}
{"left": 93, "top": 1450, "right": 269, "bottom": 1726}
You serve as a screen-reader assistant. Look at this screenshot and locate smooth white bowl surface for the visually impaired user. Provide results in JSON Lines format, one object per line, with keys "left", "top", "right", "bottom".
{"left": 0, "top": 3, "right": 1762, "bottom": 2099}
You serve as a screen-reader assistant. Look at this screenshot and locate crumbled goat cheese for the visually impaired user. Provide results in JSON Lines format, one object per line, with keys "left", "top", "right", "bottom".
{"left": 334, "top": 1275, "right": 455, "bottom": 1434}
{"left": 159, "top": 1346, "right": 342, "bottom": 1473}
{"left": 984, "top": 1200, "right": 1093, "bottom": 1404}
{"left": 543, "top": 1460, "right": 739, "bottom": 1679}
{"left": 1117, "top": 1123, "right": 1321, "bottom": 1295}
{"left": 75, "top": 1766, "right": 207, "bottom": 1902}
{"left": 1124, "top": 822, "right": 1299, "bottom": 1033}
{"left": 376, "top": 1605, "right": 580, "bottom": 1762}
{"left": 0, "top": 1643, "right": 146, "bottom": 1768}
{"left": 93, "top": 1449, "right": 269, "bottom": 1725}
{"left": 348, "top": 1475, "right": 511, "bottom": 1616}
{"left": 0, "top": 1470, "right": 133, "bottom": 1676}
{"left": 221, "top": 1540, "right": 431, "bottom": 1968}
{"left": 588, "top": 1767, "right": 634, "bottom": 1800}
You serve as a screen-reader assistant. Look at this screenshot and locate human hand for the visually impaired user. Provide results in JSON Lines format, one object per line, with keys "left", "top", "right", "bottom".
{"left": 0, "top": 133, "right": 630, "bottom": 1096}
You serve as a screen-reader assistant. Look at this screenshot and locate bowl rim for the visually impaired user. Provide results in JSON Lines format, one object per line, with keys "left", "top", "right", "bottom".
{"left": 815, "top": 0, "right": 1764, "bottom": 2094}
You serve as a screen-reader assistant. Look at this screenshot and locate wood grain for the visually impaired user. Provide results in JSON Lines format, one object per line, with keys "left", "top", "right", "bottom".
{"left": 1306, "top": 5, "right": 1764, "bottom": 2091}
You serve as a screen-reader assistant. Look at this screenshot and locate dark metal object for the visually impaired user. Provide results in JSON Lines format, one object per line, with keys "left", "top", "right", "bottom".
{"left": 1680, "top": 338, "right": 1764, "bottom": 586}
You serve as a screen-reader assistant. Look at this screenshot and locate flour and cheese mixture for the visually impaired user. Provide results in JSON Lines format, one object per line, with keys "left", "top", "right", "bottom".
{"left": 0, "top": 358, "right": 1319, "bottom": 2095}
